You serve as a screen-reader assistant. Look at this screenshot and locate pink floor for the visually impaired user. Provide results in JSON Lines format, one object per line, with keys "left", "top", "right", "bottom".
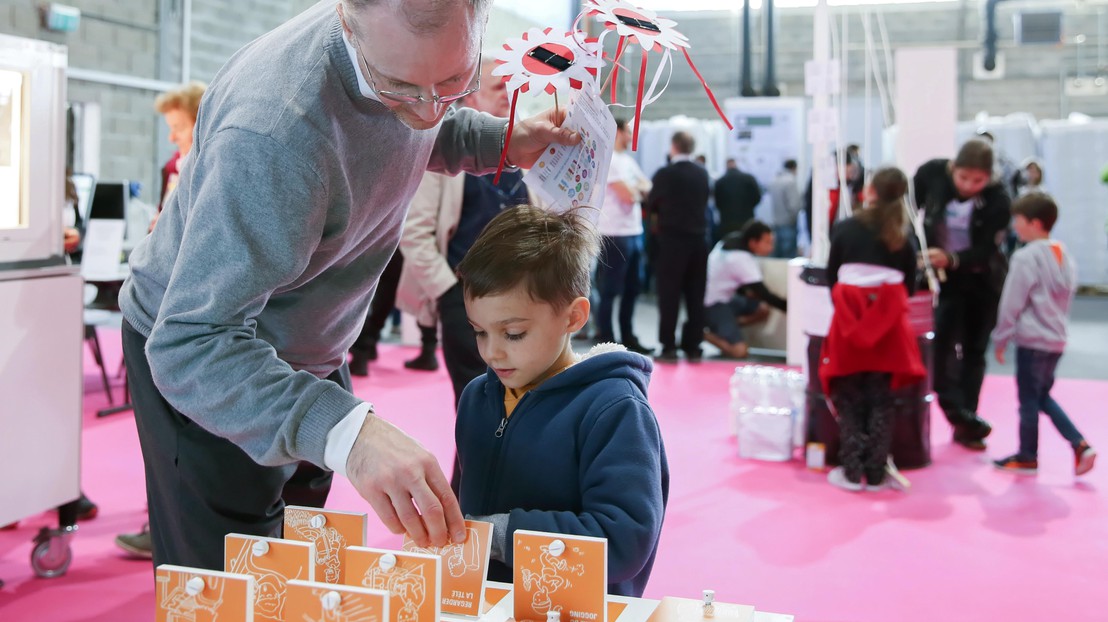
{"left": 1, "top": 332, "right": 1105, "bottom": 621}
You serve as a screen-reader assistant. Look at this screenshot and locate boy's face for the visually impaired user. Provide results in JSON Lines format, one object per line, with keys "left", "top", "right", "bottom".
{"left": 1011, "top": 214, "right": 1042, "bottom": 242}
{"left": 465, "top": 286, "right": 588, "bottom": 390}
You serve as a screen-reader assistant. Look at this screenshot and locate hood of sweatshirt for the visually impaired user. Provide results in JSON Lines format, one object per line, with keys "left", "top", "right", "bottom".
{"left": 480, "top": 343, "right": 652, "bottom": 399}
{"left": 1023, "top": 239, "right": 1076, "bottom": 296}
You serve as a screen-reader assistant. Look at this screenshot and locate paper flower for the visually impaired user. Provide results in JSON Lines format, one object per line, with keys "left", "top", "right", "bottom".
{"left": 491, "top": 27, "right": 603, "bottom": 182}
{"left": 583, "top": 0, "right": 733, "bottom": 149}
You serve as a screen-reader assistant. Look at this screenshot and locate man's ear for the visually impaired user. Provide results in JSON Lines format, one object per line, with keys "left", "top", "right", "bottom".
{"left": 336, "top": 3, "right": 351, "bottom": 35}
{"left": 566, "top": 296, "right": 590, "bottom": 334}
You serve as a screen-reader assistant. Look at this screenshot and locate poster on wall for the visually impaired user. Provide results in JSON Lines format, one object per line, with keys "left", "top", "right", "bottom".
{"left": 723, "top": 97, "right": 806, "bottom": 191}
{"left": 0, "top": 69, "right": 23, "bottom": 229}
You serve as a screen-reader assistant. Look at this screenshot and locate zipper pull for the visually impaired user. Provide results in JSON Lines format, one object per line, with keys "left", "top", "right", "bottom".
{"left": 494, "top": 417, "right": 508, "bottom": 438}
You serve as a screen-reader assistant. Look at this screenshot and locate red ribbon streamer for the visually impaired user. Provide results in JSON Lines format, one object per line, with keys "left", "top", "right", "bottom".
{"left": 632, "top": 52, "right": 648, "bottom": 151}
{"left": 610, "top": 36, "right": 626, "bottom": 104}
{"left": 681, "top": 47, "right": 733, "bottom": 130}
{"left": 493, "top": 89, "right": 520, "bottom": 185}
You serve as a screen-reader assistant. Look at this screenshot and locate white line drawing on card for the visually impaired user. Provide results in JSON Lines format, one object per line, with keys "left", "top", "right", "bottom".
{"left": 360, "top": 561, "right": 427, "bottom": 622}
{"left": 228, "top": 542, "right": 308, "bottom": 622}
{"left": 287, "top": 508, "right": 349, "bottom": 583}
{"left": 405, "top": 526, "right": 480, "bottom": 578}
{"left": 520, "top": 543, "right": 586, "bottom": 615}
{"left": 157, "top": 573, "right": 226, "bottom": 622}
{"left": 295, "top": 588, "right": 383, "bottom": 622}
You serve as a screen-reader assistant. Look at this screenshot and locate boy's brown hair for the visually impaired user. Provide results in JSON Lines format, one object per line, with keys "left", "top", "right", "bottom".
{"left": 456, "top": 205, "right": 600, "bottom": 309}
{"left": 1011, "top": 191, "right": 1058, "bottom": 232}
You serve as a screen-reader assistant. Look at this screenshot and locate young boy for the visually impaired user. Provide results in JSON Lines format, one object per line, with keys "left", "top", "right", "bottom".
{"left": 991, "top": 193, "right": 1096, "bottom": 476}
{"left": 453, "top": 205, "right": 669, "bottom": 597}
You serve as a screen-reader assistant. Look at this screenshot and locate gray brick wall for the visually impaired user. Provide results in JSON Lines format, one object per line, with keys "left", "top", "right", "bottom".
{"left": 639, "top": 2, "right": 1108, "bottom": 122}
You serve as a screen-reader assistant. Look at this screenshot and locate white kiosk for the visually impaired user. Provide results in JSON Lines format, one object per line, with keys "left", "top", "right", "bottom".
{"left": 0, "top": 34, "right": 83, "bottom": 580}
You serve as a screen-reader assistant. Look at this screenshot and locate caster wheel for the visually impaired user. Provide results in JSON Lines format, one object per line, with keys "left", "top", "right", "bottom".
{"left": 30, "top": 529, "right": 73, "bottom": 578}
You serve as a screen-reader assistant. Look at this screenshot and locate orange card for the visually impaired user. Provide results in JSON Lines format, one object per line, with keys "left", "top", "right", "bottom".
{"left": 607, "top": 601, "right": 628, "bottom": 621}
{"left": 224, "top": 534, "right": 315, "bottom": 622}
{"left": 155, "top": 564, "right": 255, "bottom": 622}
{"left": 285, "top": 579, "right": 390, "bottom": 622}
{"left": 513, "top": 530, "right": 607, "bottom": 622}
{"left": 480, "top": 586, "right": 511, "bottom": 614}
{"left": 644, "top": 596, "right": 755, "bottom": 622}
{"left": 285, "top": 505, "right": 368, "bottom": 584}
{"left": 402, "top": 519, "right": 492, "bottom": 616}
{"left": 343, "top": 546, "right": 441, "bottom": 622}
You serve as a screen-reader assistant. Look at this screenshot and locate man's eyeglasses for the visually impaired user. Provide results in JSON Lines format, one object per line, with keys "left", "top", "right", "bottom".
{"left": 353, "top": 33, "right": 482, "bottom": 106}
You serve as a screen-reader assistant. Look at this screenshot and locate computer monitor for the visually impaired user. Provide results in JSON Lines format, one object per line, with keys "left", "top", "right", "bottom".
{"left": 87, "top": 180, "right": 128, "bottom": 221}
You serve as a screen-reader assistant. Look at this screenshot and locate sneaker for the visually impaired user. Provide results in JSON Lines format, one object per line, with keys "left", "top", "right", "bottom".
{"left": 871, "top": 457, "right": 910, "bottom": 491}
{"left": 1074, "top": 441, "right": 1097, "bottom": 476}
{"left": 827, "top": 466, "right": 864, "bottom": 492}
{"left": 992, "top": 454, "right": 1039, "bottom": 475}
{"left": 654, "top": 349, "right": 679, "bottom": 363}
{"left": 684, "top": 348, "right": 703, "bottom": 363}
{"left": 403, "top": 351, "right": 439, "bottom": 372}
{"left": 115, "top": 524, "right": 153, "bottom": 559}
{"left": 952, "top": 416, "right": 991, "bottom": 451}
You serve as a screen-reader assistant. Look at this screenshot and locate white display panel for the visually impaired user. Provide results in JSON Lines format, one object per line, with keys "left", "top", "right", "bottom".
{"left": 0, "top": 34, "right": 67, "bottom": 265}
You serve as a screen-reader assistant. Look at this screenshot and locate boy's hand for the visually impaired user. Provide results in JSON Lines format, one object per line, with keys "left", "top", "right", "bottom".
{"left": 994, "top": 344, "right": 1006, "bottom": 364}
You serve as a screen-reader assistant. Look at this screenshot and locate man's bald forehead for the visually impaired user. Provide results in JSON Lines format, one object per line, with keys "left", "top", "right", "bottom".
{"left": 344, "top": 0, "right": 490, "bottom": 34}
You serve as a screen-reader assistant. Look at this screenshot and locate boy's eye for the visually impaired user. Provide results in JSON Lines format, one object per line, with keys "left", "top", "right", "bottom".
{"left": 505, "top": 332, "right": 526, "bottom": 342}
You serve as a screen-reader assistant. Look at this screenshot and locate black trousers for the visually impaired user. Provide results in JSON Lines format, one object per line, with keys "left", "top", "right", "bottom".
{"left": 655, "top": 233, "right": 708, "bottom": 353}
{"left": 123, "top": 320, "right": 336, "bottom": 570}
{"left": 829, "top": 372, "right": 896, "bottom": 485}
{"left": 932, "top": 279, "right": 999, "bottom": 426}
{"left": 352, "top": 249, "right": 404, "bottom": 356}
{"left": 437, "top": 282, "right": 486, "bottom": 494}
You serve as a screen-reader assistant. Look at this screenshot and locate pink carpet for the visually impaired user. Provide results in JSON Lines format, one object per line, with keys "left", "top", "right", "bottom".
{"left": 2, "top": 330, "right": 1105, "bottom": 621}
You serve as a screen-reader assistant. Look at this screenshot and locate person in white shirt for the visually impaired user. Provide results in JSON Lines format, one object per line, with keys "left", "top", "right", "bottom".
{"left": 595, "top": 119, "right": 653, "bottom": 353}
{"left": 703, "top": 221, "right": 787, "bottom": 358}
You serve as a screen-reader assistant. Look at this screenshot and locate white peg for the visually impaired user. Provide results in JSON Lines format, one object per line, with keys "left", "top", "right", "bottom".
{"left": 252, "top": 540, "right": 270, "bottom": 557}
{"left": 321, "top": 590, "right": 342, "bottom": 611}
{"left": 310, "top": 514, "right": 327, "bottom": 529}
{"left": 547, "top": 611, "right": 561, "bottom": 622}
{"left": 702, "top": 589, "right": 715, "bottom": 618}
{"left": 185, "top": 576, "right": 205, "bottom": 596}
{"left": 378, "top": 553, "right": 397, "bottom": 572}
{"left": 548, "top": 539, "right": 565, "bottom": 557}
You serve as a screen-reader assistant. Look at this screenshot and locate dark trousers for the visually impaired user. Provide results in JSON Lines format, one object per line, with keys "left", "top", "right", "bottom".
{"left": 123, "top": 320, "right": 336, "bottom": 570}
{"left": 655, "top": 233, "right": 708, "bottom": 353}
{"left": 829, "top": 372, "right": 896, "bottom": 485}
{"left": 932, "top": 282, "right": 999, "bottom": 426}
{"left": 438, "top": 282, "right": 486, "bottom": 494}
{"left": 1015, "top": 347, "right": 1084, "bottom": 458}
{"left": 352, "top": 249, "right": 404, "bottom": 356}
{"left": 595, "top": 235, "right": 643, "bottom": 344}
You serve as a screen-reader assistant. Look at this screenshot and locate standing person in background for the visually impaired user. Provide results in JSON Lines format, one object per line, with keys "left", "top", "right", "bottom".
{"left": 713, "top": 158, "right": 761, "bottom": 240}
{"left": 646, "top": 131, "right": 710, "bottom": 363}
{"left": 148, "top": 81, "right": 206, "bottom": 232}
{"left": 916, "top": 139, "right": 1011, "bottom": 451}
{"left": 991, "top": 193, "right": 1095, "bottom": 477}
{"left": 767, "top": 159, "right": 803, "bottom": 258}
{"left": 594, "top": 119, "right": 653, "bottom": 354}
{"left": 821, "top": 167, "right": 923, "bottom": 492}
{"left": 117, "top": 0, "right": 578, "bottom": 571}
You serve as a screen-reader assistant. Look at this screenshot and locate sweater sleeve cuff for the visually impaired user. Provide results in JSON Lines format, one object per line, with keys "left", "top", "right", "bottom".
{"left": 478, "top": 118, "right": 509, "bottom": 173}
{"left": 323, "top": 401, "right": 373, "bottom": 478}
{"left": 468, "top": 513, "right": 510, "bottom": 563}
{"left": 298, "top": 382, "right": 365, "bottom": 467}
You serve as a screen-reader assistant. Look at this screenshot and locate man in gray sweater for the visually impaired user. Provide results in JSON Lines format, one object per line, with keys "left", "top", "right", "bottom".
{"left": 119, "top": 0, "right": 578, "bottom": 570}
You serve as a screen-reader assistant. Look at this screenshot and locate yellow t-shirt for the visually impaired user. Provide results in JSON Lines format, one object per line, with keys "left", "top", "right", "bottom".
{"left": 502, "top": 362, "right": 575, "bottom": 417}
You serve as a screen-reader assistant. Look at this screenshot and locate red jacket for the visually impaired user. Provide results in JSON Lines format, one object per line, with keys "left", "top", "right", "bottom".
{"left": 819, "top": 282, "right": 926, "bottom": 394}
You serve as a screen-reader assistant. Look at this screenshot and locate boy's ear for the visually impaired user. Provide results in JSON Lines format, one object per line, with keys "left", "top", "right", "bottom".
{"left": 566, "top": 296, "right": 591, "bottom": 334}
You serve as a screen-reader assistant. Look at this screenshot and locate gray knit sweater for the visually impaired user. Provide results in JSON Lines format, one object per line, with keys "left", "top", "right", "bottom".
{"left": 119, "top": 1, "right": 505, "bottom": 467}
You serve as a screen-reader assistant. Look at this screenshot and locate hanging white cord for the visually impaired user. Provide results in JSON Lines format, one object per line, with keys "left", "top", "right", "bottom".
{"left": 876, "top": 9, "right": 896, "bottom": 125}
{"left": 863, "top": 8, "right": 872, "bottom": 189}
{"left": 862, "top": 10, "right": 894, "bottom": 131}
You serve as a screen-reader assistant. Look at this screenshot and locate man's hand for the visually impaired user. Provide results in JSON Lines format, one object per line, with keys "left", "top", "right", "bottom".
{"left": 506, "top": 106, "right": 581, "bottom": 169}
{"left": 926, "top": 248, "right": 950, "bottom": 270}
{"left": 994, "top": 343, "right": 1006, "bottom": 364}
{"left": 346, "top": 413, "right": 465, "bottom": 548}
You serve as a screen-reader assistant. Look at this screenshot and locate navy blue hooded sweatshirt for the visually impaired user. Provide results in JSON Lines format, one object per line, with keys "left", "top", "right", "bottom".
{"left": 455, "top": 346, "right": 669, "bottom": 597}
